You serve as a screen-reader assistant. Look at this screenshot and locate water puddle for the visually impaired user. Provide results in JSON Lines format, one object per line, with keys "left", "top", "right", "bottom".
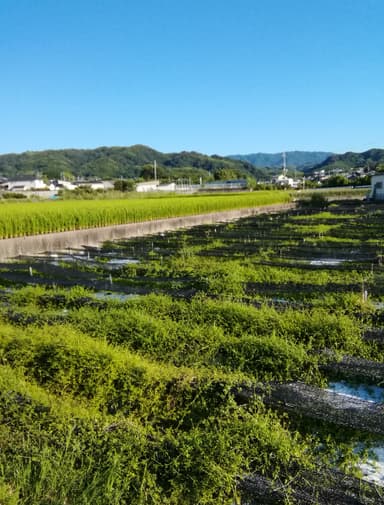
{"left": 309, "top": 258, "right": 346, "bottom": 266}
{"left": 326, "top": 381, "right": 384, "bottom": 403}
{"left": 43, "top": 252, "right": 139, "bottom": 269}
{"left": 326, "top": 381, "right": 384, "bottom": 484}
{"left": 43, "top": 250, "right": 95, "bottom": 264}
{"left": 359, "top": 445, "right": 384, "bottom": 486}
{"left": 106, "top": 258, "right": 139, "bottom": 265}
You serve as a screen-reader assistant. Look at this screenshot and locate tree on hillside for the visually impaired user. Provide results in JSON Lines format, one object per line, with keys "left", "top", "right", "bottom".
{"left": 140, "top": 164, "right": 170, "bottom": 181}
{"left": 114, "top": 179, "right": 135, "bottom": 192}
{"left": 324, "top": 174, "right": 349, "bottom": 187}
{"left": 213, "top": 168, "right": 240, "bottom": 181}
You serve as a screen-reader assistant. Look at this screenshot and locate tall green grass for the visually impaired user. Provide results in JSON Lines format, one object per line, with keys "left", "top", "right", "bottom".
{"left": 0, "top": 191, "right": 291, "bottom": 239}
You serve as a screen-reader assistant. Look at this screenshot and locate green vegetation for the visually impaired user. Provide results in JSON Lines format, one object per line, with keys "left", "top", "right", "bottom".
{"left": 0, "top": 191, "right": 291, "bottom": 239}
{"left": 1, "top": 145, "right": 380, "bottom": 193}
{"left": 1, "top": 199, "right": 384, "bottom": 503}
{"left": 314, "top": 148, "right": 384, "bottom": 173}
{"left": 0, "top": 314, "right": 315, "bottom": 504}
{"left": 0, "top": 144, "right": 257, "bottom": 181}
{"left": 230, "top": 150, "right": 333, "bottom": 171}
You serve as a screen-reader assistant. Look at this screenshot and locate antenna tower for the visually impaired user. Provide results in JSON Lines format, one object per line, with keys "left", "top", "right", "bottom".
{"left": 282, "top": 152, "right": 287, "bottom": 176}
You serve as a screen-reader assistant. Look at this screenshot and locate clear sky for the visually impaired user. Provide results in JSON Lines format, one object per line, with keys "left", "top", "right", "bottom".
{"left": 1, "top": 0, "right": 383, "bottom": 156}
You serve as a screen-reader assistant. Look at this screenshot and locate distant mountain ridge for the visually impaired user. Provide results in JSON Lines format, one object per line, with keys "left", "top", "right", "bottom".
{"left": 0, "top": 145, "right": 261, "bottom": 181}
{"left": 229, "top": 151, "right": 334, "bottom": 171}
{"left": 1, "top": 145, "right": 383, "bottom": 182}
{"left": 312, "top": 148, "right": 384, "bottom": 172}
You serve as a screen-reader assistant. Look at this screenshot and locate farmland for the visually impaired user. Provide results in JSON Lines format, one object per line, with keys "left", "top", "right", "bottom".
{"left": 0, "top": 196, "right": 384, "bottom": 504}
{"left": 0, "top": 191, "right": 291, "bottom": 239}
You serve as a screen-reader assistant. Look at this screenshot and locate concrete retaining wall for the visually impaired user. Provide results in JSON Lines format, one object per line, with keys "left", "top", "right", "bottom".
{"left": 0, "top": 203, "right": 295, "bottom": 261}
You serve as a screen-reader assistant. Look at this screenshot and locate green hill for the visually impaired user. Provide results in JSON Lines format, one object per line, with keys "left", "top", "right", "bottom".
{"left": 312, "top": 148, "right": 384, "bottom": 172}
{"left": 3, "top": 145, "right": 382, "bottom": 183}
{"left": 229, "top": 151, "right": 333, "bottom": 171}
{"left": 0, "top": 145, "right": 266, "bottom": 182}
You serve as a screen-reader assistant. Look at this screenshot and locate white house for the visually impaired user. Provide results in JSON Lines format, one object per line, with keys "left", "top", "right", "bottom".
{"left": 73, "top": 180, "right": 106, "bottom": 191}
{"left": 49, "top": 180, "right": 77, "bottom": 191}
{"left": 274, "top": 174, "right": 298, "bottom": 188}
{"left": 135, "top": 181, "right": 177, "bottom": 193}
{"left": 101, "top": 180, "right": 115, "bottom": 191}
{"left": 50, "top": 179, "right": 114, "bottom": 191}
{"left": 85, "top": 181, "right": 105, "bottom": 191}
{"left": 60, "top": 180, "right": 77, "bottom": 190}
{"left": 136, "top": 180, "right": 160, "bottom": 192}
{"left": 0, "top": 178, "right": 47, "bottom": 191}
{"left": 368, "top": 174, "right": 384, "bottom": 201}
{"left": 157, "top": 182, "right": 176, "bottom": 192}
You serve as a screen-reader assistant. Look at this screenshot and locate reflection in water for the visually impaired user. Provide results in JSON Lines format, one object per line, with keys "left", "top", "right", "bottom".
{"left": 359, "top": 445, "right": 384, "bottom": 486}
{"left": 327, "top": 381, "right": 384, "bottom": 485}
{"left": 327, "top": 381, "right": 384, "bottom": 403}
{"left": 310, "top": 258, "right": 346, "bottom": 266}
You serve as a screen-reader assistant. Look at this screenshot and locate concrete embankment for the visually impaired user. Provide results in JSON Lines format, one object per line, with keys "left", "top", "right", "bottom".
{"left": 0, "top": 203, "right": 295, "bottom": 261}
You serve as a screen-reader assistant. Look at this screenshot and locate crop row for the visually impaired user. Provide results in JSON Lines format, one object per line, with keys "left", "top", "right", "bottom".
{"left": 2, "top": 287, "right": 374, "bottom": 373}
{"left": 0, "top": 191, "right": 291, "bottom": 239}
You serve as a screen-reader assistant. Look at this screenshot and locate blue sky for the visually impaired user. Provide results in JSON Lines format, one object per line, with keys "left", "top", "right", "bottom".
{"left": 1, "top": 0, "right": 383, "bottom": 156}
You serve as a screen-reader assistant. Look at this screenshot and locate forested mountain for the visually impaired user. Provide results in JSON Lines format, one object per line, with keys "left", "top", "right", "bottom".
{"left": 2, "top": 145, "right": 382, "bottom": 182}
{"left": 0, "top": 145, "right": 267, "bottom": 182}
{"left": 311, "top": 148, "right": 384, "bottom": 172}
{"left": 229, "top": 151, "right": 333, "bottom": 171}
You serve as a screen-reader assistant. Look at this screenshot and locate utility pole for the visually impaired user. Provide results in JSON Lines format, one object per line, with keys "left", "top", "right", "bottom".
{"left": 154, "top": 160, "right": 157, "bottom": 181}
{"left": 282, "top": 152, "right": 287, "bottom": 177}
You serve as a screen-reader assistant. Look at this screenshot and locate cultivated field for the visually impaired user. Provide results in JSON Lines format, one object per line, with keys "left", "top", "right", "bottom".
{"left": 0, "top": 191, "right": 292, "bottom": 239}
{"left": 0, "top": 197, "right": 383, "bottom": 504}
